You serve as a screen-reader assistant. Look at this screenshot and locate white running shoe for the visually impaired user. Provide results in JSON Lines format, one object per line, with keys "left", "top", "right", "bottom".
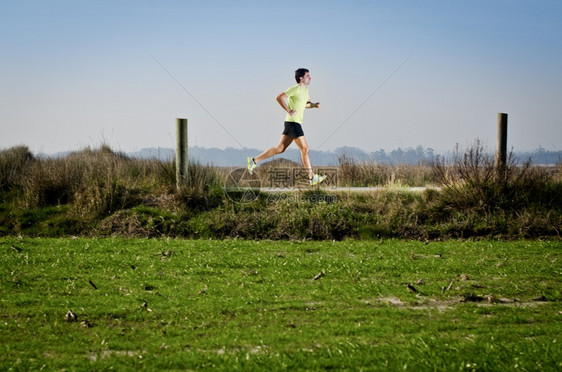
{"left": 310, "top": 174, "right": 327, "bottom": 186}
{"left": 247, "top": 157, "right": 257, "bottom": 175}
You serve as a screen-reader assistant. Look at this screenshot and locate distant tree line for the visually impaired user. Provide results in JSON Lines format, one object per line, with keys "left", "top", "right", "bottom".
{"left": 43, "top": 145, "right": 561, "bottom": 166}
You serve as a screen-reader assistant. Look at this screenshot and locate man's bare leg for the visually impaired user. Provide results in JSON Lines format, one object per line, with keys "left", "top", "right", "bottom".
{"left": 253, "top": 135, "right": 293, "bottom": 164}
{"left": 293, "top": 136, "right": 314, "bottom": 179}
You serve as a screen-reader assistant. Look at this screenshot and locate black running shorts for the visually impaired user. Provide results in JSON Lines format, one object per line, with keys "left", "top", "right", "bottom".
{"left": 282, "top": 121, "right": 304, "bottom": 138}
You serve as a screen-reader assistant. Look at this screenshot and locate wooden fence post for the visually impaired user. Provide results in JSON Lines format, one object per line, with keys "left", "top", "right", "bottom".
{"left": 495, "top": 113, "right": 508, "bottom": 170}
{"left": 176, "top": 118, "right": 188, "bottom": 189}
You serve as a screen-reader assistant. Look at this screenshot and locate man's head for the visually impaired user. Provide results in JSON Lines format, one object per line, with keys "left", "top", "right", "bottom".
{"left": 295, "top": 68, "right": 310, "bottom": 84}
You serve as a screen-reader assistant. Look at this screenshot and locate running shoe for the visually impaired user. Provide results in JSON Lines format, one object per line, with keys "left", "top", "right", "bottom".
{"left": 310, "top": 174, "right": 327, "bottom": 186}
{"left": 247, "top": 157, "right": 257, "bottom": 175}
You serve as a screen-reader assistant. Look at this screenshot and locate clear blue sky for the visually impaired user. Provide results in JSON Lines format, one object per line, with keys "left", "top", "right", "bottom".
{"left": 1, "top": 0, "right": 561, "bottom": 155}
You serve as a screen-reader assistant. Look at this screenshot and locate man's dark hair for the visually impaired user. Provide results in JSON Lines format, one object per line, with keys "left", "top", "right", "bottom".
{"left": 295, "top": 68, "right": 309, "bottom": 83}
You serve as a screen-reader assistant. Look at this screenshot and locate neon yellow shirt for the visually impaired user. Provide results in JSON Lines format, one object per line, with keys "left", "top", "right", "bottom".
{"left": 284, "top": 84, "right": 310, "bottom": 124}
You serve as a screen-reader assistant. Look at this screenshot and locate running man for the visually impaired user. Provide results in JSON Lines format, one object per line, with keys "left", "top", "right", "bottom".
{"left": 247, "top": 68, "right": 327, "bottom": 186}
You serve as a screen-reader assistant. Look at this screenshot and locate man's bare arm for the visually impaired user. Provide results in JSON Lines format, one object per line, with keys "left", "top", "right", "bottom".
{"left": 276, "top": 92, "right": 295, "bottom": 116}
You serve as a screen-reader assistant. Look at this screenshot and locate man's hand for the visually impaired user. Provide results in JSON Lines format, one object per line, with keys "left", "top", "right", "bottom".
{"left": 307, "top": 102, "right": 321, "bottom": 109}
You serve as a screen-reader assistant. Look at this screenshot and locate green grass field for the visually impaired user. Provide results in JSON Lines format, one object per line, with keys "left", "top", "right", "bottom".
{"left": 1, "top": 238, "right": 561, "bottom": 371}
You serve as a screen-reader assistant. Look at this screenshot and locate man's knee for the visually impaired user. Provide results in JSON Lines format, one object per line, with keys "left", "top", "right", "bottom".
{"left": 299, "top": 145, "right": 309, "bottom": 155}
{"left": 275, "top": 144, "right": 286, "bottom": 154}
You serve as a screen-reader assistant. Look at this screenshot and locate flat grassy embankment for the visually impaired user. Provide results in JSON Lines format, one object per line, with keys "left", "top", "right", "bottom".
{"left": 1, "top": 238, "right": 561, "bottom": 370}
{"left": 1, "top": 143, "right": 561, "bottom": 240}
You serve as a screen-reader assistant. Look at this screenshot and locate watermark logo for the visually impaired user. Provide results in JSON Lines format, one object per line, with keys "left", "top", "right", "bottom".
{"left": 266, "top": 167, "right": 338, "bottom": 188}
{"left": 223, "top": 167, "right": 261, "bottom": 203}
{"left": 266, "top": 192, "right": 338, "bottom": 204}
{"left": 224, "top": 167, "right": 338, "bottom": 204}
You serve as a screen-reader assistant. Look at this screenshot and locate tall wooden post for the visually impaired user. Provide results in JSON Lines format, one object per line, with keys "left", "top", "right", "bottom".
{"left": 176, "top": 118, "right": 188, "bottom": 189}
{"left": 495, "top": 113, "right": 508, "bottom": 170}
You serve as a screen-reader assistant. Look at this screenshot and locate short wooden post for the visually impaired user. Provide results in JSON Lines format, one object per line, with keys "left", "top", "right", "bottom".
{"left": 176, "top": 118, "right": 188, "bottom": 189}
{"left": 495, "top": 113, "right": 508, "bottom": 170}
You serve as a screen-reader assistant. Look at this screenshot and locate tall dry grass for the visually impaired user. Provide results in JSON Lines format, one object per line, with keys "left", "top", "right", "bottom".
{"left": 337, "top": 154, "right": 435, "bottom": 187}
{"left": 433, "top": 141, "right": 559, "bottom": 212}
{"left": 0, "top": 145, "right": 34, "bottom": 192}
{"left": 2, "top": 144, "right": 222, "bottom": 218}
{"left": 431, "top": 140, "right": 562, "bottom": 236}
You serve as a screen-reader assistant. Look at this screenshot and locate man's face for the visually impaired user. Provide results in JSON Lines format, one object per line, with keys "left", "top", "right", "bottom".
{"left": 301, "top": 72, "right": 311, "bottom": 85}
